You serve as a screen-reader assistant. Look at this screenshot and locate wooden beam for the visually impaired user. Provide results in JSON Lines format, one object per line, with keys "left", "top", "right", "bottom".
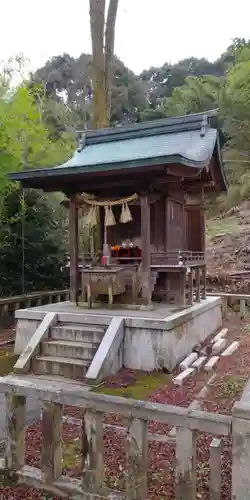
{"left": 140, "top": 194, "right": 151, "bottom": 304}
{"left": 69, "top": 199, "right": 79, "bottom": 304}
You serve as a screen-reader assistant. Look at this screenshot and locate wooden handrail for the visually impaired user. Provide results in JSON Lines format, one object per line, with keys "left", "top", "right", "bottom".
{"left": 207, "top": 292, "right": 250, "bottom": 319}
{"left": 0, "top": 375, "right": 232, "bottom": 499}
{"left": 0, "top": 289, "right": 69, "bottom": 305}
{"left": 0, "top": 290, "right": 69, "bottom": 316}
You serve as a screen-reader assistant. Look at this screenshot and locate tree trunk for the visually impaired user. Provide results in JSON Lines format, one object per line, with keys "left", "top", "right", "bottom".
{"left": 105, "top": 0, "right": 119, "bottom": 123}
{"left": 89, "top": 0, "right": 107, "bottom": 128}
{"left": 89, "top": 0, "right": 119, "bottom": 128}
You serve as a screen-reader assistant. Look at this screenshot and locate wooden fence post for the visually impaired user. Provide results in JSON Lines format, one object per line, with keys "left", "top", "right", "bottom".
{"left": 175, "top": 427, "right": 196, "bottom": 500}
{"left": 41, "top": 402, "right": 62, "bottom": 483}
{"left": 82, "top": 410, "right": 104, "bottom": 492}
{"left": 126, "top": 417, "right": 148, "bottom": 500}
{"left": 5, "top": 394, "right": 26, "bottom": 470}
{"left": 210, "top": 438, "right": 221, "bottom": 500}
{"left": 232, "top": 405, "right": 250, "bottom": 500}
{"left": 240, "top": 299, "right": 246, "bottom": 319}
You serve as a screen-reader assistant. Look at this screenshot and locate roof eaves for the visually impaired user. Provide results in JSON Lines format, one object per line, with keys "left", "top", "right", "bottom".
{"left": 8, "top": 154, "right": 208, "bottom": 183}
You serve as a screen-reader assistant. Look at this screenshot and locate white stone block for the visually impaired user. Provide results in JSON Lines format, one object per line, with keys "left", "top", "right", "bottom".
{"left": 204, "top": 356, "right": 220, "bottom": 372}
{"left": 173, "top": 367, "right": 195, "bottom": 386}
{"left": 211, "top": 327, "right": 228, "bottom": 344}
{"left": 192, "top": 355, "right": 207, "bottom": 370}
{"left": 221, "top": 341, "right": 239, "bottom": 357}
{"left": 212, "top": 338, "right": 227, "bottom": 355}
{"left": 179, "top": 352, "right": 198, "bottom": 371}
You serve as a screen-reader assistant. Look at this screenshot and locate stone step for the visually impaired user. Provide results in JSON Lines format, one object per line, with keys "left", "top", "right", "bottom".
{"left": 42, "top": 339, "right": 99, "bottom": 360}
{"left": 50, "top": 324, "right": 105, "bottom": 343}
{"left": 32, "top": 355, "right": 90, "bottom": 379}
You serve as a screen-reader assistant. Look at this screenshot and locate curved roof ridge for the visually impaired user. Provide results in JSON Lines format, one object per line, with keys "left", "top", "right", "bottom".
{"left": 80, "top": 109, "right": 220, "bottom": 146}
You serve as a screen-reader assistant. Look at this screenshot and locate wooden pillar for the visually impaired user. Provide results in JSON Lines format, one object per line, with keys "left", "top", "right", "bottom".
{"left": 99, "top": 207, "right": 104, "bottom": 253}
{"left": 180, "top": 271, "right": 186, "bottom": 306}
{"left": 164, "top": 195, "right": 169, "bottom": 251}
{"left": 201, "top": 266, "right": 206, "bottom": 299}
{"left": 195, "top": 267, "right": 201, "bottom": 302}
{"left": 140, "top": 194, "right": 152, "bottom": 304}
{"left": 69, "top": 199, "right": 79, "bottom": 304}
{"left": 187, "top": 269, "right": 193, "bottom": 305}
{"left": 200, "top": 206, "right": 206, "bottom": 253}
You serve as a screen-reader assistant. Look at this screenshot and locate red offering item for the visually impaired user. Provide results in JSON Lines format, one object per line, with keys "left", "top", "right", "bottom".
{"left": 101, "top": 255, "right": 108, "bottom": 265}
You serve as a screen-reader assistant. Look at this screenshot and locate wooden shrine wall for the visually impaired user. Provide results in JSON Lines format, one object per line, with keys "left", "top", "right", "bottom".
{"left": 185, "top": 205, "right": 205, "bottom": 252}
{"left": 151, "top": 198, "right": 165, "bottom": 251}
{"left": 165, "top": 198, "right": 185, "bottom": 251}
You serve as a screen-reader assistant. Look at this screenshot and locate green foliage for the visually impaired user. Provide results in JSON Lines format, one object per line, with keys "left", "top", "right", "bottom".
{"left": 31, "top": 54, "right": 147, "bottom": 127}
{"left": 0, "top": 59, "right": 72, "bottom": 297}
{"left": 164, "top": 75, "right": 222, "bottom": 116}
{"left": 0, "top": 187, "right": 68, "bottom": 296}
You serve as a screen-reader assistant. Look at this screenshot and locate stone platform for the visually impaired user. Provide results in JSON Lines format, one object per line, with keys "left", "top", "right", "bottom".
{"left": 14, "top": 297, "right": 222, "bottom": 373}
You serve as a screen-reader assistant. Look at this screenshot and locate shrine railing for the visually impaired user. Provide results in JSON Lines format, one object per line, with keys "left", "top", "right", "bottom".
{"left": 151, "top": 250, "right": 205, "bottom": 266}
{"left": 0, "top": 376, "right": 233, "bottom": 500}
{"left": 79, "top": 251, "right": 205, "bottom": 268}
{"left": 0, "top": 289, "right": 69, "bottom": 316}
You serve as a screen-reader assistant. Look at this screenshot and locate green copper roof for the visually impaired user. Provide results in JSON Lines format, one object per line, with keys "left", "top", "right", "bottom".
{"left": 54, "top": 128, "right": 217, "bottom": 171}
{"left": 8, "top": 109, "right": 227, "bottom": 190}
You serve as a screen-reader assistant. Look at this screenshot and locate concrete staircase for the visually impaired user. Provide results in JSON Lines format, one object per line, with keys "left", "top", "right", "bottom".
{"left": 31, "top": 322, "right": 106, "bottom": 380}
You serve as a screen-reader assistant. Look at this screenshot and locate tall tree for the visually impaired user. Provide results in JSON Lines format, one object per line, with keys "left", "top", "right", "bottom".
{"left": 164, "top": 75, "right": 222, "bottom": 116}
{"left": 89, "top": 0, "right": 119, "bottom": 128}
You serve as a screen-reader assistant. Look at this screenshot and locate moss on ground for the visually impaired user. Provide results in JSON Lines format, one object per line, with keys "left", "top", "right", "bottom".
{"left": 0, "top": 348, "right": 18, "bottom": 376}
{"left": 206, "top": 218, "right": 241, "bottom": 240}
{"left": 62, "top": 440, "right": 81, "bottom": 469}
{"left": 93, "top": 371, "right": 170, "bottom": 400}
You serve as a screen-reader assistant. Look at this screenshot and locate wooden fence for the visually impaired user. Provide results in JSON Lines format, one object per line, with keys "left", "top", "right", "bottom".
{"left": 0, "top": 289, "right": 69, "bottom": 317}
{"left": 207, "top": 292, "right": 250, "bottom": 319}
{"left": 0, "top": 375, "right": 232, "bottom": 500}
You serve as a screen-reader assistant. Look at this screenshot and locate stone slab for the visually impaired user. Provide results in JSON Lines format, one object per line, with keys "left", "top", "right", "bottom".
{"left": 204, "top": 356, "right": 220, "bottom": 372}
{"left": 211, "top": 328, "right": 228, "bottom": 344}
{"left": 180, "top": 353, "right": 198, "bottom": 371}
{"left": 85, "top": 317, "right": 125, "bottom": 384}
{"left": 221, "top": 341, "right": 239, "bottom": 357}
{"left": 212, "top": 338, "right": 227, "bottom": 355}
{"left": 14, "top": 312, "right": 57, "bottom": 373}
{"left": 192, "top": 355, "right": 207, "bottom": 370}
{"left": 173, "top": 368, "right": 195, "bottom": 386}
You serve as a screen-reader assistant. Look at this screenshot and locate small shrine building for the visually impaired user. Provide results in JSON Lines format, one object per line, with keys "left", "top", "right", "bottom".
{"left": 9, "top": 110, "right": 228, "bottom": 308}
